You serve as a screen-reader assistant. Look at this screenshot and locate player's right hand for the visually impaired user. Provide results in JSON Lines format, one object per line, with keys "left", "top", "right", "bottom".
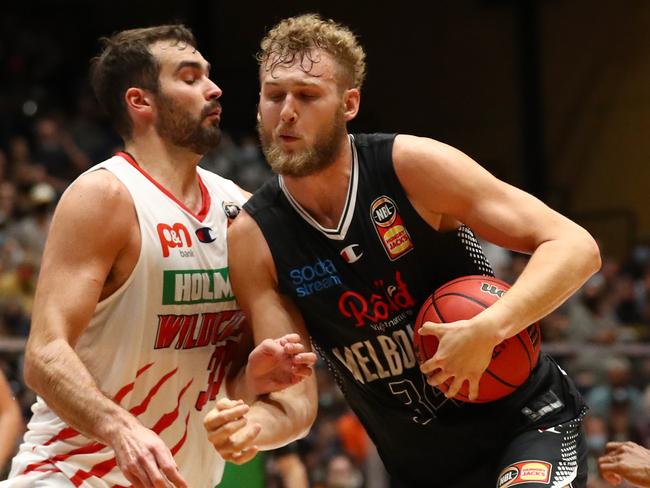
{"left": 204, "top": 398, "right": 261, "bottom": 465}
{"left": 111, "top": 422, "right": 188, "bottom": 487}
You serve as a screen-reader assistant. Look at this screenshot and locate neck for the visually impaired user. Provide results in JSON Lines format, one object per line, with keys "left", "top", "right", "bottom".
{"left": 282, "top": 134, "right": 352, "bottom": 228}
{"left": 124, "top": 132, "right": 204, "bottom": 212}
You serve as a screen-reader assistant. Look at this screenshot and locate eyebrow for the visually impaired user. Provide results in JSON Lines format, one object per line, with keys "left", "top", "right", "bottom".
{"left": 263, "top": 79, "right": 321, "bottom": 87}
{"left": 174, "top": 60, "right": 211, "bottom": 75}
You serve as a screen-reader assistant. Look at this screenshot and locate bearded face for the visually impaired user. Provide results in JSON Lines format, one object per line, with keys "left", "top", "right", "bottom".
{"left": 154, "top": 91, "right": 222, "bottom": 155}
{"left": 257, "top": 104, "right": 347, "bottom": 177}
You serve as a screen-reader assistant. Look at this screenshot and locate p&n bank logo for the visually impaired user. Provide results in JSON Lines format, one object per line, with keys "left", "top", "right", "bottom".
{"left": 157, "top": 222, "right": 194, "bottom": 258}
{"left": 290, "top": 258, "right": 342, "bottom": 297}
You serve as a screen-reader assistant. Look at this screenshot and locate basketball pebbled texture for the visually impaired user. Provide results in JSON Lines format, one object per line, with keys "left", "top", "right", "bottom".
{"left": 413, "top": 275, "right": 541, "bottom": 403}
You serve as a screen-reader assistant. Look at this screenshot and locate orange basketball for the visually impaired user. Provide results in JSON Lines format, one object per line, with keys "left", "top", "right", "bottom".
{"left": 413, "top": 275, "right": 541, "bottom": 403}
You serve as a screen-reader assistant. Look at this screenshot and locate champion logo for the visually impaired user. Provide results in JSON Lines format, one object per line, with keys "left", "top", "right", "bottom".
{"left": 195, "top": 227, "right": 216, "bottom": 243}
{"left": 340, "top": 244, "right": 363, "bottom": 264}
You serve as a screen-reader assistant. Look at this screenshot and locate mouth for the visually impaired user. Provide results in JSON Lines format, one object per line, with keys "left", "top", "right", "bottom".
{"left": 277, "top": 132, "right": 300, "bottom": 143}
{"left": 206, "top": 110, "right": 221, "bottom": 123}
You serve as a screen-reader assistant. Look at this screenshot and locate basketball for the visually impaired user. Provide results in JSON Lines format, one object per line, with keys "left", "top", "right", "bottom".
{"left": 413, "top": 275, "right": 541, "bottom": 403}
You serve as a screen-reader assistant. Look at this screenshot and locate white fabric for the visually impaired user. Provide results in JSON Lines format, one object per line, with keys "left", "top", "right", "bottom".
{"left": 4, "top": 155, "right": 247, "bottom": 487}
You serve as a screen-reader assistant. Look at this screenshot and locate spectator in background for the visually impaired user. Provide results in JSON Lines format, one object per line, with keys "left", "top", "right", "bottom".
{"left": 32, "top": 115, "right": 90, "bottom": 192}
{"left": 566, "top": 272, "right": 621, "bottom": 344}
{"left": 0, "top": 370, "right": 23, "bottom": 474}
{"left": 266, "top": 444, "right": 309, "bottom": 488}
{"left": 7, "top": 136, "right": 48, "bottom": 198}
{"left": 11, "top": 182, "right": 55, "bottom": 263}
{"left": 583, "top": 415, "right": 609, "bottom": 484}
{"left": 322, "top": 453, "right": 363, "bottom": 488}
{"left": 588, "top": 356, "right": 644, "bottom": 427}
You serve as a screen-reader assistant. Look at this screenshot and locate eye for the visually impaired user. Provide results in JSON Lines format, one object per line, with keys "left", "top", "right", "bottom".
{"left": 266, "top": 92, "right": 285, "bottom": 103}
{"left": 298, "top": 90, "right": 320, "bottom": 101}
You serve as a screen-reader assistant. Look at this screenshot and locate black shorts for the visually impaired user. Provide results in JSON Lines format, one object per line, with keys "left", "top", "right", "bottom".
{"left": 496, "top": 415, "right": 587, "bottom": 488}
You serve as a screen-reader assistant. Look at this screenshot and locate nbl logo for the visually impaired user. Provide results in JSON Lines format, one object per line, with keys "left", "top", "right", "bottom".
{"left": 370, "top": 196, "right": 414, "bottom": 260}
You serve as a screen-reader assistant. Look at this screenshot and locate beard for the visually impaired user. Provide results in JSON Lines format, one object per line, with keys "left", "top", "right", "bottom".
{"left": 257, "top": 106, "right": 346, "bottom": 177}
{"left": 154, "top": 92, "right": 221, "bottom": 155}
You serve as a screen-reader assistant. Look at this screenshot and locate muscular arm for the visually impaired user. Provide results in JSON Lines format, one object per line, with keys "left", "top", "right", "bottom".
{"left": 23, "top": 170, "right": 185, "bottom": 487}
{"left": 227, "top": 211, "right": 318, "bottom": 449}
{"left": 394, "top": 135, "right": 601, "bottom": 398}
{"left": 24, "top": 170, "right": 138, "bottom": 441}
{"left": 204, "top": 211, "right": 317, "bottom": 460}
{"left": 0, "top": 371, "right": 23, "bottom": 470}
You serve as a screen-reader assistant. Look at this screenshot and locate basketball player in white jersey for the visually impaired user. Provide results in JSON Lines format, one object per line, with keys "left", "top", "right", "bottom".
{"left": 3, "top": 25, "right": 317, "bottom": 488}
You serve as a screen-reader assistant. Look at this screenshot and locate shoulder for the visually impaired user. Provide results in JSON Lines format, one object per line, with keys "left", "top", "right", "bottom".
{"left": 54, "top": 169, "right": 135, "bottom": 240}
{"left": 393, "top": 134, "right": 459, "bottom": 163}
{"left": 228, "top": 209, "right": 262, "bottom": 242}
{"left": 64, "top": 169, "right": 132, "bottom": 211}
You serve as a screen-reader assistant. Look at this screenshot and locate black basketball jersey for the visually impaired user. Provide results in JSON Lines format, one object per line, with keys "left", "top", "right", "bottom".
{"left": 245, "top": 133, "right": 585, "bottom": 487}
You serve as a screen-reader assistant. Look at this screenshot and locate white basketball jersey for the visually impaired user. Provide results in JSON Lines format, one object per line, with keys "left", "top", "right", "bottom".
{"left": 6, "top": 153, "right": 248, "bottom": 487}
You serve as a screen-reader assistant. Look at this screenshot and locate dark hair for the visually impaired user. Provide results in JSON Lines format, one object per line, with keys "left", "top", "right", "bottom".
{"left": 90, "top": 24, "right": 196, "bottom": 139}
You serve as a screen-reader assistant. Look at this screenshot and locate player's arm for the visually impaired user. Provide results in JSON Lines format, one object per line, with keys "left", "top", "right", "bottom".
{"left": 224, "top": 185, "right": 315, "bottom": 400}
{"left": 23, "top": 170, "right": 186, "bottom": 488}
{"left": 393, "top": 134, "right": 601, "bottom": 398}
{"left": 0, "top": 371, "right": 24, "bottom": 471}
{"left": 204, "top": 210, "right": 318, "bottom": 463}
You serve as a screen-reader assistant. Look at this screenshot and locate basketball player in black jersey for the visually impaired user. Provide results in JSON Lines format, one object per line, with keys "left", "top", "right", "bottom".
{"left": 227, "top": 14, "right": 601, "bottom": 488}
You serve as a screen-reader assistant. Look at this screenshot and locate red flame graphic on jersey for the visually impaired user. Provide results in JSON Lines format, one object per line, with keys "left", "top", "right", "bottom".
{"left": 338, "top": 271, "right": 415, "bottom": 327}
{"left": 22, "top": 309, "right": 243, "bottom": 485}
{"left": 22, "top": 363, "right": 192, "bottom": 485}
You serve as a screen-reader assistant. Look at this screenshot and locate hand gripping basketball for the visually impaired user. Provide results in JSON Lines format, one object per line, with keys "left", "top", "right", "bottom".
{"left": 413, "top": 275, "right": 541, "bottom": 403}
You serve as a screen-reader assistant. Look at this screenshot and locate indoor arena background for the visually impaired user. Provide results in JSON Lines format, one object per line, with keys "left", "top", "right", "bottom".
{"left": 1, "top": 1, "right": 649, "bottom": 486}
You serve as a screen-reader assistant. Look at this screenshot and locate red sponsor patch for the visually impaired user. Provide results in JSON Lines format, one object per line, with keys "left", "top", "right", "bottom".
{"left": 157, "top": 222, "right": 193, "bottom": 257}
{"left": 497, "top": 461, "right": 551, "bottom": 487}
{"left": 370, "top": 196, "right": 414, "bottom": 260}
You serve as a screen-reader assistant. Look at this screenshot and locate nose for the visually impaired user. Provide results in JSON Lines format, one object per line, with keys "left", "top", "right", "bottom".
{"left": 280, "top": 95, "right": 297, "bottom": 124}
{"left": 206, "top": 78, "right": 222, "bottom": 100}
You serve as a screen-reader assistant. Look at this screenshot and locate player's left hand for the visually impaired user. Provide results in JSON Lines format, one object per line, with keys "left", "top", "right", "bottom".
{"left": 598, "top": 441, "right": 650, "bottom": 487}
{"left": 246, "top": 333, "right": 317, "bottom": 395}
{"left": 418, "top": 318, "right": 499, "bottom": 401}
{"left": 204, "top": 398, "right": 260, "bottom": 465}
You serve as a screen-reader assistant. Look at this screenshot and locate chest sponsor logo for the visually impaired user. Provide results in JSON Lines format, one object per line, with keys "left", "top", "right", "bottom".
{"left": 290, "top": 258, "right": 342, "bottom": 297}
{"left": 195, "top": 226, "right": 216, "bottom": 243}
{"left": 163, "top": 268, "right": 234, "bottom": 305}
{"left": 340, "top": 244, "right": 363, "bottom": 264}
{"left": 497, "top": 461, "right": 551, "bottom": 487}
{"left": 157, "top": 222, "right": 193, "bottom": 258}
{"left": 338, "top": 271, "right": 415, "bottom": 328}
{"left": 370, "top": 196, "right": 414, "bottom": 261}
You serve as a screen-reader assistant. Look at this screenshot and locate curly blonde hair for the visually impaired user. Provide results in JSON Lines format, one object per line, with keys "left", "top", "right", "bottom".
{"left": 257, "top": 14, "right": 366, "bottom": 89}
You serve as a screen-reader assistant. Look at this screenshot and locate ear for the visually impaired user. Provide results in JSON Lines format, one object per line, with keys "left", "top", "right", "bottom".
{"left": 342, "top": 88, "right": 360, "bottom": 122}
{"left": 124, "top": 87, "right": 153, "bottom": 121}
